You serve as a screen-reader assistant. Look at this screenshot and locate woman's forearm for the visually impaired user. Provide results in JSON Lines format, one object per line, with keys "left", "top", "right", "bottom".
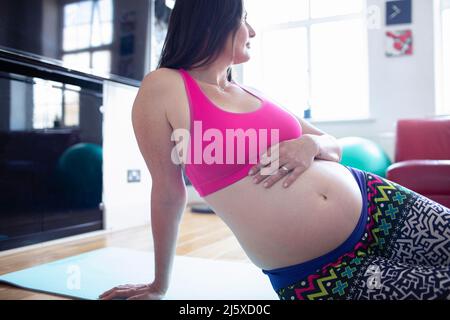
{"left": 303, "top": 134, "right": 342, "bottom": 163}
{"left": 150, "top": 191, "right": 187, "bottom": 293}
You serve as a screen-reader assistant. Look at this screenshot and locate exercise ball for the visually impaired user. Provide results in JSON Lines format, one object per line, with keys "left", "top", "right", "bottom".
{"left": 56, "top": 143, "right": 103, "bottom": 208}
{"left": 338, "top": 137, "right": 392, "bottom": 178}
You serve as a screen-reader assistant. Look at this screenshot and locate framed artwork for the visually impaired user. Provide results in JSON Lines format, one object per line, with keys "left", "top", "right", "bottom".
{"left": 385, "top": 30, "right": 413, "bottom": 57}
{"left": 386, "top": 0, "right": 412, "bottom": 25}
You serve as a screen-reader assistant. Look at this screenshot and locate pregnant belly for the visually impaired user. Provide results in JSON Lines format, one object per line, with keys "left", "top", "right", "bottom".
{"left": 203, "top": 160, "right": 363, "bottom": 270}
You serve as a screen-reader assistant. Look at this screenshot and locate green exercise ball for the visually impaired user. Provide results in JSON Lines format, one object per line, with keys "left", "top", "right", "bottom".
{"left": 338, "top": 137, "right": 392, "bottom": 178}
{"left": 56, "top": 143, "right": 103, "bottom": 208}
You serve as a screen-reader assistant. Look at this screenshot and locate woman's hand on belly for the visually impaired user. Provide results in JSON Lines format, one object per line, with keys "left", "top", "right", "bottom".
{"left": 248, "top": 135, "right": 319, "bottom": 189}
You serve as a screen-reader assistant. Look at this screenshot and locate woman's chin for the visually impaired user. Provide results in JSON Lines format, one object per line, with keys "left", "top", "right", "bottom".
{"left": 235, "top": 54, "right": 251, "bottom": 64}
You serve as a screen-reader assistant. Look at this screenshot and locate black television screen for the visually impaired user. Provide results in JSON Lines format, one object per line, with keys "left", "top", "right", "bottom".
{"left": 0, "top": 0, "right": 173, "bottom": 82}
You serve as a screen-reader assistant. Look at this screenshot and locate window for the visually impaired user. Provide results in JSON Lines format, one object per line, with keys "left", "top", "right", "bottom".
{"left": 62, "top": 0, "right": 113, "bottom": 74}
{"left": 32, "top": 79, "right": 81, "bottom": 130}
{"left": 63, "top": 85, "right": 82, "bottom": 127}
{"left": 33, "top": 79, "right": 64, "bottom": 130}
{"left": 243, "top": 0, "right": 369, "bottom": 121}
{"left": 32, "top": 0, "right": 113, "bottom": 130}
{"left": 439, "top": 0, "right": 450, "bottom": 115}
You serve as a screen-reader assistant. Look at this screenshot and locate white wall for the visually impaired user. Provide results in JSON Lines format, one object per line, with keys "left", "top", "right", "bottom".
{"left": 102, "top": 81, "right": 152, "bottom": 231}
{"left": 310, "top": 0, "right": 438, "bottom": 161}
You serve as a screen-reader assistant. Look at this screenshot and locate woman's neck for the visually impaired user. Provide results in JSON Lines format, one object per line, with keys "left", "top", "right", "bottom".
{"left": 187, "top": 63, "right": 231, "bottom": 88}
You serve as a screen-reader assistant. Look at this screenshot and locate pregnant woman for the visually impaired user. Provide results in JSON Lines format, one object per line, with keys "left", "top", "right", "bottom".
{"left": 100, "top": 0, "right": 450, "bottom": 300}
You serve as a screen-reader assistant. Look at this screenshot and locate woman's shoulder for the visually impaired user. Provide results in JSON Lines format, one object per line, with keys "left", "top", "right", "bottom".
{"left": 139, "top": 68, "right": 189, "bottom": 126}
{"left": 143, "top": 67, "right": 182, "bottom": 86}
{"left": 140, "top": 68, "right": 186, "bottom": 101}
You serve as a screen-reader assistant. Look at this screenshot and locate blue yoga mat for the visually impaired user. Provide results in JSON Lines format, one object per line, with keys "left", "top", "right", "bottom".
{"left": 0, "top": 247, "right": 278, "bottom": 300}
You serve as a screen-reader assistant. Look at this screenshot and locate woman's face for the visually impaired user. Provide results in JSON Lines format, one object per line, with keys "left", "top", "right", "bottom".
{"left": 227, "top": 10, "right": 256, "bottom": 65}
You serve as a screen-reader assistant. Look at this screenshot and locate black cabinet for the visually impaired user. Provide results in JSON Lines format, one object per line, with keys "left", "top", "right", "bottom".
{"left": 0, "top": 51, "right": 108, "bottom": 251}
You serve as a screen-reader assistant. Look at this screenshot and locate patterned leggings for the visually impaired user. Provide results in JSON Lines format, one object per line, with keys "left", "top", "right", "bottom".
{"left": 278, "top": 171, "right": 450, "bottom": 300}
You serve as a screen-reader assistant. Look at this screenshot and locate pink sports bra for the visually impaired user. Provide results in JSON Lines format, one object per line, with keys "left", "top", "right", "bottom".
{"left": 178, "top": 68, "right": 302, "bottom": 197}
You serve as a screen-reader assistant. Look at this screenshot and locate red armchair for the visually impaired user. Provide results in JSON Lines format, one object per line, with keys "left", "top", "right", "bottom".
{"left": 386, "top": 118, "right": 450, "bottom": 208}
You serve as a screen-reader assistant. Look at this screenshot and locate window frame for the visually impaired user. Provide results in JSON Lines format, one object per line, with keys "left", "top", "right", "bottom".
{"left": 59, "top": 0, "right": 114, "bottom": 73}
{"left": 31, "top": 79, "right": 83, "bottom": 130}
{"left": 435, "top": 0, "right": 450, "bottom": 115}
{"left": 38, "top": 0, "right": 114, "bottom": 130}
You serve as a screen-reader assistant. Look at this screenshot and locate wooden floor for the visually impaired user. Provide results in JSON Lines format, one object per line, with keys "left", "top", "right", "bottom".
{"left": 0, "top": 207, "right": 250, "bottom": 300}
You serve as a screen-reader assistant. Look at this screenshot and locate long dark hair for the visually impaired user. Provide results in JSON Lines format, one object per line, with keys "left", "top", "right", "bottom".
{"left": 156, "top": 0, "right": 244, "bottom": 81}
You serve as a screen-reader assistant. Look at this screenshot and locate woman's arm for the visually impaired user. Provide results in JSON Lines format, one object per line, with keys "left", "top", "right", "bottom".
{"left": 150, "top": 189, "right": 186, "bottom": 293}
{"left": 100, "top": 70, "right": 187, "bottom": 300}
{"left": 295, "top": 116, "right": 342, "bottom": 163}
{"left": 133, "top": 71, "right": 189, "bottom": 293}
{"left": 304, "top": 134, "right": 342, "bottom": 162}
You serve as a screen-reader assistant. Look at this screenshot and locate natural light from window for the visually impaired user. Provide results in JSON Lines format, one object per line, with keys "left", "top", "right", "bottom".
{"left": 62, "top": 0, "right": 113, "bottom": 74}
{"left": 32, "top": 80, "right": 81, "bottom": 130}
{"left": 33, "top": 79, "right": 63, "bottom": 130}
{"left": 243, "top": 0, "right": 369, "bottom": 121}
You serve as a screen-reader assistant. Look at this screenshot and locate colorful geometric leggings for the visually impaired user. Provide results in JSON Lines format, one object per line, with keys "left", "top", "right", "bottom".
{"left": 278, "top": 171, "right": 450, "bottom": 300}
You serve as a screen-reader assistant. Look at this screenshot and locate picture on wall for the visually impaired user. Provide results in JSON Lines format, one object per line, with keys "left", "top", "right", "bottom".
{"left": 386, "top": 0, "right": 412, "bottom": 25}
{"left": 385, "top": 30, "right": 413, "bottom": 57}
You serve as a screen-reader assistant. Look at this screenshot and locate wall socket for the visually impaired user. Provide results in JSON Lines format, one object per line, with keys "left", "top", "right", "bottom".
{"left": 127, "top": 170, "right": 141, "bottom": 183}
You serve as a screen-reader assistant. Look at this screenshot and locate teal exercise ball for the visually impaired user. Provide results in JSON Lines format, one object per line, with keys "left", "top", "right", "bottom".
{"left": 56, "top": 143, "right": 103, "bottom": 208}
{"left": 338, "top": 137, "right": 392, "bottom": 178}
